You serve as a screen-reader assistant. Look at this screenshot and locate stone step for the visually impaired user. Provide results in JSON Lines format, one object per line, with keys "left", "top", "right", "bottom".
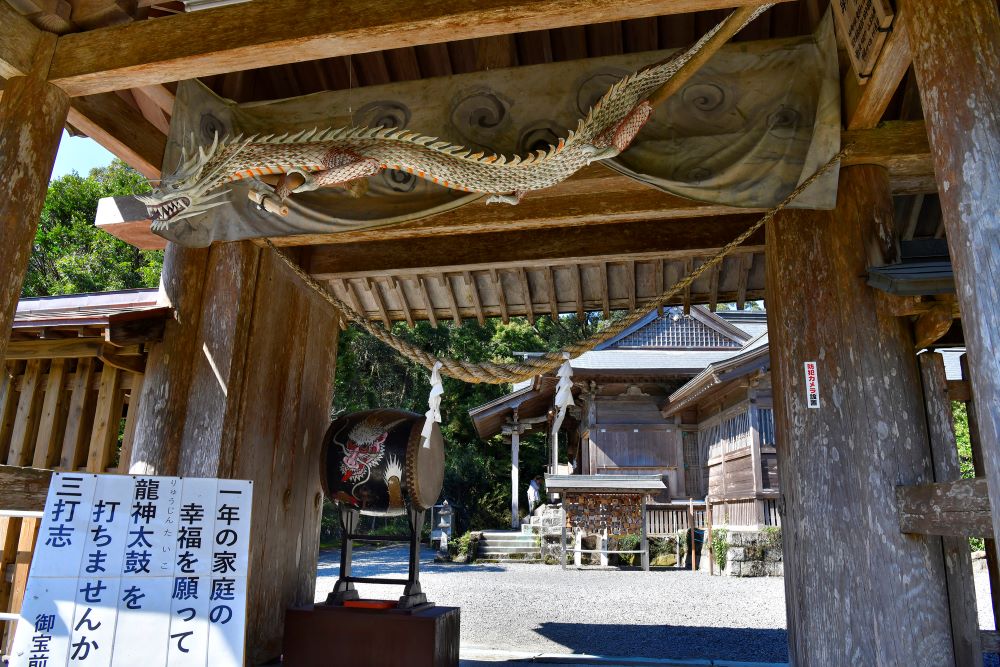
{"left": 476, "top": 558, "right": 543, "bottom": 564}
{"left": 479, "top": 537, "right": 538, "bottom": 545}
{"left": 478, "top": 546, "right": 541, "bottom": 555}
{"left": 480, "top": 530, "right": 528, "bottom": 539}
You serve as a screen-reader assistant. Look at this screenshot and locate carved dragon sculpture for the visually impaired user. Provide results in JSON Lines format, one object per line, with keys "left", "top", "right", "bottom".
{"left": 139, "top": 5, "right": 770, "bottom": 230}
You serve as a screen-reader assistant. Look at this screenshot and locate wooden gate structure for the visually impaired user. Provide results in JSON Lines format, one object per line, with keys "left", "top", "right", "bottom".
{"left": 1, "top": 0, "right": 998, "bottom": 665}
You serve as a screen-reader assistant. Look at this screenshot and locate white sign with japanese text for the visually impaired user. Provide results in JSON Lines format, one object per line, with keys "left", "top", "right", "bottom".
{"left": 804, "top": 361, "right": 821, "bottom": 409}
{"left": 10, "top": 473, "right": 252, "bottom": 667}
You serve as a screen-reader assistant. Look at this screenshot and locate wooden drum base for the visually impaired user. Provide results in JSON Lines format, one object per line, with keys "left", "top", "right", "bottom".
{"left": 283, "top": 604, "right": 460, "bottom": 667}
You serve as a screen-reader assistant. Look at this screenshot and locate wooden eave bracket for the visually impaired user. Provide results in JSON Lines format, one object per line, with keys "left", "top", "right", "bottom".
{"left": 896, "top": 477, "right": 992, "bottom": 537}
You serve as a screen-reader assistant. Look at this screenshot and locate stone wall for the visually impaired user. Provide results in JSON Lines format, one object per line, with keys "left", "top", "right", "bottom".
{"left": 563, "top": 492, "right": 643, "bottom": 535}
{"left": 722, "top": 529, "right": 783, "bottom": 577}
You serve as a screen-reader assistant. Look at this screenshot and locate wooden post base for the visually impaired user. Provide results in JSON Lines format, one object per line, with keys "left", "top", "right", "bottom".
{"left": 283, "top": 604, "right": 460, "bottom": 667}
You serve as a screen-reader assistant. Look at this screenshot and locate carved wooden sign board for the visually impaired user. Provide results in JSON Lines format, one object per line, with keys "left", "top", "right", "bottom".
{"left": 832, "top": 0, "right": 894, "bottom": 79}
{"left": 9, "top": 473, "right": 252, "bottom": 666}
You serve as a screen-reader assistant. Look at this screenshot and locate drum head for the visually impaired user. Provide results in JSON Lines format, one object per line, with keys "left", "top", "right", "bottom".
{"left": 406, "top": 419, "right": 445, "bottom": 510}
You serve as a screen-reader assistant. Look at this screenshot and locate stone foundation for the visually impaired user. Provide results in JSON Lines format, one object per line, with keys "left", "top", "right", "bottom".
{"left": 721, "top": 529, "right": 783, "bottom": 577}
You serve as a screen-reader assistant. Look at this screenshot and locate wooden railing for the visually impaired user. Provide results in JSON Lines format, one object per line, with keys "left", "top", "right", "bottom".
{"left": 0, "top": 466, "right": 51, "bottom": 654}
{"left": 0, "top": 356, "right": 144, "bottom": 652}
{"left": 646, "top": 501, "right": 706, "bottom": 536}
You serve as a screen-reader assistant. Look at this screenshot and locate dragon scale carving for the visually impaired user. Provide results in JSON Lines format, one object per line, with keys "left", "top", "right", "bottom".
{"left": 140, "top": 5, "right": 771, "bottom": 230}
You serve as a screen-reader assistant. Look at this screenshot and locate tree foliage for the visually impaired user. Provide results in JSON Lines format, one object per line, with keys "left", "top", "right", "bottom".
{"left": 23, "top": 160, "right": 163, "bottom": 297}
{"left": 333, "top": 314, "right": 604, "bottom": 533}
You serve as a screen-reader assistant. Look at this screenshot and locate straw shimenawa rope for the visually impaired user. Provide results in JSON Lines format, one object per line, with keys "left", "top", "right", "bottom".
{"left": 266, "top": 148, "right": 846, "bottom": 385}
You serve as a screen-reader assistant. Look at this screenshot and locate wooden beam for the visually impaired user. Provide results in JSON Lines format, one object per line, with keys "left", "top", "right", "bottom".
{"left": 99, "top": 344, "right": 147, "bottom": 374}
{"left": 897, "top": 478, "right": 993, "bottom": 537}
{"left": 48, "top": 0, "right": 791, "bottom": 96}
{"left": 7, "top": 360, "right": 44, "bottom": 467}
{"left": 913, "top": 300, "right": 954, "bottom": 349}
{"left": 653, "top": 259, "right": 663, "bottom": 317}
{"left": 59, "top": 357, "right": 95, "bottom": 471}
{"left": 843, "top": 3, "right": 911, "bottom": 130}
{"left": 598, "top": 262, "right": 610, "bottom": 319}
{"left": 5, "top": 338, "right": 107, "bottom": 360}
{"left": 0, "top": 1, "right": 43, "bottom": 80}
{"left": 67, "top": 92, "right": 166, "bottom": 178}
{"left": 130, "top": 85, "right": 171, "bottom": 135}
{"left": 0, "top": 465, "right": 51, "bottom": 512}
{"left": 31, "top": 358, "right": 67, "bottom": 469}
{"left": 490, "top": 269, "right": 509, "bottom": 324}
{"left": 86, "top": 364, "right": 122, "bottom": 472}
{"left": 416, "top": 276, "right": 437, "bottom": 328}
{"left": 707, "top": 261, "right": 719, "bottom": 311}
{"left": 905, "top": 0, "right": 1000, "bottom": 568}
{"left": 517, "top": 268, "right": 534, "bottom": 325}
{"left": 390, "top": 277, "right": 414, "bottom": 328}
{"left": 545, "top": 266, "right": 559, "bottom": 319}
{"left": 0, "top": 36, "right": 69, "bottom": 366}
{"left": 625, "top": 260, "right": 636, "bottom": 312}
{"left": 442, "top": 275, "right": 462, "bottom": 325}
{"left": 307, "top": 215, "right": 766, "bottom": 278}
{"left": 464, "top": 271, "right": 486, "bottom": 326}
{"left": 735, "top": 253, "right": 752, "bottom": 309}
{"left": 364, "top": 277, "right": 392, "bottom": 328}
{"left": 918, "top": 351, "right": 980, "bottom": 665}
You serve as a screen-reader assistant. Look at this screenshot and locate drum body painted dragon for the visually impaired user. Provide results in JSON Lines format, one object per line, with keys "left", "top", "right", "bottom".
{"left": 139, "top": 5, "right": 771, "bottom": 230}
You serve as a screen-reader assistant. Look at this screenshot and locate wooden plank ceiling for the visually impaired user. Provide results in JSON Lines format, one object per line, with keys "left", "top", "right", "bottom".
{"left": 4, "top": 0, "right": 946, "bottom": 324}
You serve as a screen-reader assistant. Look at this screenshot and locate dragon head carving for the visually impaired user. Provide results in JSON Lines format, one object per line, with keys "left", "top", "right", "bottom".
{"left": 137, "top": 133, "right": 247, "bottom": 230}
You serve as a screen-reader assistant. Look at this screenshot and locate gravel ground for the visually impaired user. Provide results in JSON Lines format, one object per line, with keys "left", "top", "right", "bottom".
{"left": 316, "top": 547, "right": 1000, "bottom": 665}
{"left": 316, "top": 545, "right": 788, "bottom": 664}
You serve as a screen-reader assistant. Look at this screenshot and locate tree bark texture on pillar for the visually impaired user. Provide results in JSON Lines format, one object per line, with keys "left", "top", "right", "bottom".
{"left": 0, "top": 36, "right": 69, "bottom": 363}
{"left": 128, "top": 242, "right": 340, "bottom": 663}
{"left": 904, "top": 0, "right": 1000, "bottom": 572}
{"left": 766, "top": 165, "right": 957, "bottom": 666}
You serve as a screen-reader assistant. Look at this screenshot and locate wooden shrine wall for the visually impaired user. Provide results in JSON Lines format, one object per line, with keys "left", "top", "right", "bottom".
{"left": 0, "top": 355, "right": 146, "bottom": 652}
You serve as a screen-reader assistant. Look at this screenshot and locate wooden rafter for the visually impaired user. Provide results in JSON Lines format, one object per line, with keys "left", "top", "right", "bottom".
{"left": 599, "top": 262, "right": 610, "bottom": 318}
{"left": 843, "top": 3, "right": 911, "bottom": 130}
{"left": 517, "top": 268, "right": 534, "bottom": 325}
{"left": 625, "top": 260, "right": 636, "bottom": 311}
{"left": 67, "top": 92, "right": 166, "bottom": 178}
{"left": 707, "top": 260, "right": 720, "bottom": 311}
{"left": 0, "top": 2, "right": 43, "bottom": 81}
{"left": 490, "top": 269, "right": 510, "bottom": 324}
{"left": 545, "top": 266, "right": 559, "bottom": 318}
{"left": 442, "top": 274, "right": 462, "bottom": 325}
{"left": 573, "top": 265, "right": 584, "bottom": 319}
{"left": 682, "top": 258, "right": 693, "bottom": 314}
{"left": 364, "top": 277, "right": 392, "bottom": 328}
{"left": 306, "top": 215, "right": 765, "bottom": 277}
{"left": 390, "top": 277, "right": 414, "bottom": 327}
{"left": 463, "top": 271, "right": 486, "bottom": 326}
{"left": 415, "top": 275, "right": 437, "bottom": 328}
{"left": 735, "top": 252, "right": 753, "bottom": 309}
{"left": 47, "top": 0, "right": 791, "bottom": 96}
{"left": 654, "top": 259, "right": 664, "bottom": 316}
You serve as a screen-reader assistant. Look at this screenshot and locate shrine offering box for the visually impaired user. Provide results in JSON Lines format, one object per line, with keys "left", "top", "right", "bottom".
{"left": 282, "top": 604, "right": 459, "bottom": 667}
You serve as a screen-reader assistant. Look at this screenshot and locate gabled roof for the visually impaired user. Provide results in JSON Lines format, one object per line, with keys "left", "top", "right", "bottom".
{"left": 662, "top": 333, "right": 771, "bottom": 416}
{"left": 595, "top": 306, "right": 750, "bottom": 351}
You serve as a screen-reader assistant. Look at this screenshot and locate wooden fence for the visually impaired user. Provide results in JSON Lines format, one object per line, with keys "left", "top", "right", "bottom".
{"left": 646, "top": 502, "right": 706, "bottom": 536}
{"left": 0, "top": 357, "right": 145, "bottom": 653}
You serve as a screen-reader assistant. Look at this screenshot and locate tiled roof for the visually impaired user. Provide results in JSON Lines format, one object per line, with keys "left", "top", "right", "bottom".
{"left": 14, "top": 289, "right": 162, "bottom": 328}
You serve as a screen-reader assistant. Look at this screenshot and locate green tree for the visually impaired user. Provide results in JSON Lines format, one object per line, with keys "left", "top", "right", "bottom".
{"left": 333, "top": 314, "right": 601, "bottom": 533}
{"left": 23, "top": 160, "right": 163, "bottom": 297}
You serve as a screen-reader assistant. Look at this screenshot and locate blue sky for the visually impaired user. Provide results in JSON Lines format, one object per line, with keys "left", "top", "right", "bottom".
{"left": 51, "top": 131, "right": 116, "bottom": 180}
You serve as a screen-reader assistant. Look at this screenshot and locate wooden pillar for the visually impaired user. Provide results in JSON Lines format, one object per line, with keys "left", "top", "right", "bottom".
{"left": 128, "top": 242, "right": 340, "bottom": 663}
{"left": 0, "top": 35, "right": 69, "bottom": 363}
{"left": 511, "top": 425, "right": 520, "bottom": 528}
{"left": 903, "top": 0, "right": 1000, "bottom": 575}
{"left": 766, "top": 165, "right": 956, "bottom": 665}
